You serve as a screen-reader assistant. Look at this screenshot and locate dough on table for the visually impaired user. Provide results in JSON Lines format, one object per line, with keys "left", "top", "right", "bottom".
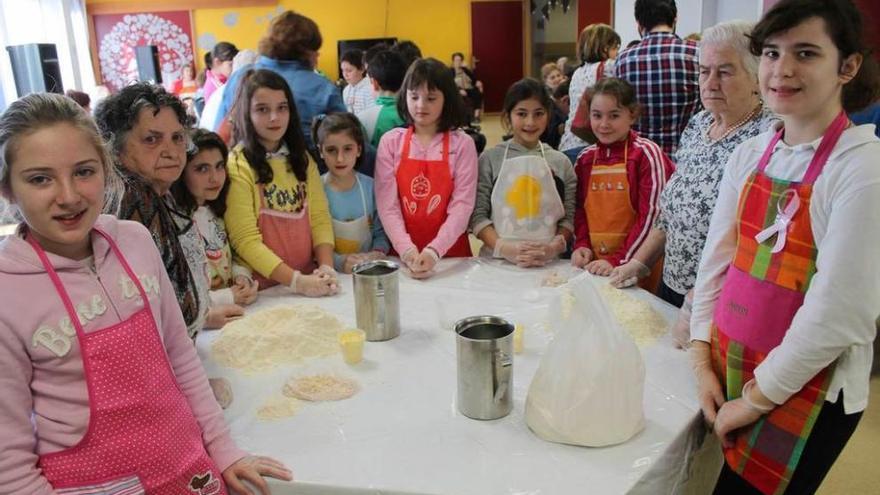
{"left": 208, "top": 377, "right": 233, "bottom": 409}
{"left": 541, "top": 271, "right": 568, "bottom": 287}
{"left": 283, "top": 374, "right": 359, "bottom": 402}
{"left": 256, "top": 394, "right": 301, "bottom": 421}
{"left": 212, "top": 304, "right": 344, "bottom": 374}
{"left": 596, "top": 283, "right": 668, "bottom": 346}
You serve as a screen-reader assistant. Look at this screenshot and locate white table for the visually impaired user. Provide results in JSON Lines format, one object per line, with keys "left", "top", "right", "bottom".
{"left": 196, "top": 259, "right": 722, "bottom": 494}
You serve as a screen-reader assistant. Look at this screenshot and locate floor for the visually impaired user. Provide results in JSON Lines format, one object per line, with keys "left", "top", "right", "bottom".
{"left": 477, "top": 114, "right": 879, "bottom": 494}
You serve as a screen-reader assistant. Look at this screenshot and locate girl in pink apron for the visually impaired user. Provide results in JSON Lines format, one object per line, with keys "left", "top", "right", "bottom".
{"left": 471, "top": 78, "right": 576, "bottom": 267}
{"left": 224, "top": 69, "right": 338, "bottom": 296}
{"left": 0, "top": 94, "right": 291, "bottom": 493}
{"left": 688, "top": 1, "right": 880, "bottom": 493}
{"left": 313, "top": 113, "right": 390, "bottom": 273}
{"left": 375, "top": 58, "right": 478, "bottom": 278}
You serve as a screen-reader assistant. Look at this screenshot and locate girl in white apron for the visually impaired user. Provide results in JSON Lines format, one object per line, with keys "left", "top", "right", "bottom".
{"left": 171, "top": 129, "right": 258, "bottom": 316}
{"left": 689, "top": 1, "right": 880, "bottom": 493}
{"left": 470, "top": 78, "right": 577, "bottom": 266}
{"left": 0, "top": 93, "right": 291, "bottom": 493}
{"left": 313, "top": 113, "right": 390, "bottom": 273}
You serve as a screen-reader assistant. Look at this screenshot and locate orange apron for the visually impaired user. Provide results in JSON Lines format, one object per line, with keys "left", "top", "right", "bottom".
{"left": 395, "top": 127, "right": 471, "bottom": 257}
{"left": 585, "top": 139, "right": 662, "bottom": 290}
{"left": 253, "top": 182, "right": 316, "bottom": 289}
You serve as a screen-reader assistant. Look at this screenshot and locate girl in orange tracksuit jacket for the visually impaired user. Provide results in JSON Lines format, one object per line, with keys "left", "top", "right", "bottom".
{"left": 571, "top": 78, "right": 674, "bottom": 290}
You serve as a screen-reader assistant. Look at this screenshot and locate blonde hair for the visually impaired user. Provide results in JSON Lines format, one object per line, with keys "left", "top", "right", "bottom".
{"left": 577, "top": 23, "right": 621, "bottom": 64}
{"left": 0, "top": 93, "right": 123, "bottom": 220}
{"left": 541, "top": 63, "right": 561, "bottom": 81}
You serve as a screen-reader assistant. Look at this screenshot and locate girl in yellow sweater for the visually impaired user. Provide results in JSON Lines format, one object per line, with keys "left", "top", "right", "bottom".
{"left": 224, "top": 69, "right": 338, "bottom": 296}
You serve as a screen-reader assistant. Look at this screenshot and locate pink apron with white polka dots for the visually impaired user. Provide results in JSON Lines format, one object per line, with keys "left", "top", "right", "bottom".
{"left": 29, "top": 228, "right": 226, "bottom": 494}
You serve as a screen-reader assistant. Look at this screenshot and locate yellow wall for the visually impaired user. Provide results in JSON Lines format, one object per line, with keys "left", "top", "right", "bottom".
{"left": 87, "top": 0, "right": 476, "bottom": 79}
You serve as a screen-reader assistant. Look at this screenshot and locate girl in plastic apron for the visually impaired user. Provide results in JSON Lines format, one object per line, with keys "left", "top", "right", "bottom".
{"left": 489, "top": 142, "right": 565, "bottom": 261}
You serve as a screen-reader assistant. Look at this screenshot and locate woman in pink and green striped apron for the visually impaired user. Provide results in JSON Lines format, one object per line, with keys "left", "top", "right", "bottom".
{"left": 688, "top": 1, "right": 880, "bottom": 493}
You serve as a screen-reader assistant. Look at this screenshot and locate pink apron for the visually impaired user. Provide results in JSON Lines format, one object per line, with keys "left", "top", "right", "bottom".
{"left": 254, "top": 183, "right": 316, "bottom": 289}
{"left": 31, "top": 229, "right": 226, "bottom": 495}
{"left": 711, "top": 112, "right": 847, "bottom": 494}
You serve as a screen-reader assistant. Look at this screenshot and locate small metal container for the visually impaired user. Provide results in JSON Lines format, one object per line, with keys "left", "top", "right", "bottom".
{"left": 455, "top": 315, "right": 514, "bottom": 420}
{"left": 353, "top": 260, "right": 400, "bottom": 341}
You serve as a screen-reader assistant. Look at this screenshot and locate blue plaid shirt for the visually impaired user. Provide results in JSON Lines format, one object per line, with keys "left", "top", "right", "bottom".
{"left": 616, "top": 32, "right": 701, "bottom": 155}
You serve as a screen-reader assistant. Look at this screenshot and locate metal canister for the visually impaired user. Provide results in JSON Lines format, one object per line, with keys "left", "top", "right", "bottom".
{"left": 455, "top": 315, "right": 514, "bottom": 420}
{"left": 353, "top": 260, "right": 400, "bottom": 341}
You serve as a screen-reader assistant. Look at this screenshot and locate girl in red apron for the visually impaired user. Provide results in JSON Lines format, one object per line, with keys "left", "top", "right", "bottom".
{"left": 689, "top": 1, "right": 880, "bottom": 493}
{"left": 375, "top": 58, "right": 478, "bottom": 278}
{"left": 571, "top": 78, "right": 674, "bottom": 291}
{"left": 0, "top": 94, "right": 291, "bottom": 493}
{"left": 224, "top": 69, "right": 338, "bottom": 296}
{"left": 313, "top": 113, "right": 390, "bottom": 273}
{"left": 471, "top": 78, "right": 576, "bottom": 267}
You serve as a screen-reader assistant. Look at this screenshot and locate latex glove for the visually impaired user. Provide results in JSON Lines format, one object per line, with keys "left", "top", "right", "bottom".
{"left": 714, "top": 398, "right": 764, "bottom": 448}
{"left": 585, "top": 259, "right": 614, "bottom": 276}
{"left": 690, "top": 341, "right": 725, "bottom": 428}
{"left": 410, "top": 248, "right": 438, "bottom": 279}
{"left": 516, "top": 235, "right": 567, "bottom": 267}
{"left": 231, "top": 277, "right": 259, "bottom": 306}
{"left": 493, "top": 238, "right": 523, "bottom": 264}
{"left": 570, "top": 247, "right": 593, "bottom": 268}
{"left": 315, "top": 264, "right": 338, "bottom": 281}
{"left": 363, "top": 250, "right": 386, "bottom": 261}
{"left": 401, "top": 247, "right": 419, "bottom": 272}
{"left": 222, "top": 455, "right": 293, "bottom": 495}
{"left": 204, "top": 304, "right": 245, "bottom": 329}
{"left": 341, "top": 253, "right": 368, "bottom": 274}
{"left": 609, "top": 259, "right": 650, "bottom": 288}
{"left": 670, "top": 292, "right": 693, "bottom": 349}
{"left": 289, "top": 271, "right": 338, "bottom": 297}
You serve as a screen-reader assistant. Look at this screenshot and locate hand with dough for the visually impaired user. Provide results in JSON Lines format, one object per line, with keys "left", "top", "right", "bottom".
{"left": 585, "top": 259, "right": 614, "bottom": 276}
{"left": 204, "top": 304, "right": 245, "bottom": 329}
{"left": 341, "top": 253, "right": 365, "bottom": 274}
{"left": 289, "top": 270, "right": 338, "bottom": 297}
{"left": 410, "top": 249, "right": 438, "bottom": 279}
{"left": 514, "top": 235, "right": 567, "bottom": 268}
{"left": 570, "top": 247, "right": 594, "bottom": 268}
{"left": 231, "top": 276, "right": 259, "bottom": 305}
{"left": 608, "top": 259, "right": 650, "bottom": 288}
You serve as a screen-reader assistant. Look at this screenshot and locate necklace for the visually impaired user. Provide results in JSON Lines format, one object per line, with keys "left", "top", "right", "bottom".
{"left": 707, "top": 103, "right": 762, "bottom": 143}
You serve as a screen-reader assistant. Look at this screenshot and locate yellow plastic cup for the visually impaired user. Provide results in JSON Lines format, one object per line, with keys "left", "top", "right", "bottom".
{"left": 339, "top": 329, "right": 366, "bottom": 364}
{"left": 513, "top": 324, "right": 524, "bottom": 354}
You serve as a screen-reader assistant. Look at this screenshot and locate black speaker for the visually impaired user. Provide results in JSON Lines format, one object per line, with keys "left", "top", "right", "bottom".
{"left": 5, "top": 43, "right": 63, "bottom": 97}
{"left": 135, "top": 45, "right": 162, "bottom": 84}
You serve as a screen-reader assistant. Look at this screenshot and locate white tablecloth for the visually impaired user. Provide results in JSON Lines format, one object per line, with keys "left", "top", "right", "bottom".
{"left": 196, "top": 259, "right": 722, "bottom": 494}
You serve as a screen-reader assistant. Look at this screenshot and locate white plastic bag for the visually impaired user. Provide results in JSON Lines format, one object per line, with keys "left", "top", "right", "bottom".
{"left": 525, "top": 273, "right": 645, "bottom": 446}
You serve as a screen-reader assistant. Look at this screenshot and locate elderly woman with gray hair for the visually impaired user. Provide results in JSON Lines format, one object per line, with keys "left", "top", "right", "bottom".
{"left": 94, "top": 83, "right": 242, "bottom": 337}
{"left": 607, "top": 21, "right": 778, "bottom": 345}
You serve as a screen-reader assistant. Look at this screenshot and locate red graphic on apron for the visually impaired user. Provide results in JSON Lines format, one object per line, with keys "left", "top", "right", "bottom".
{"left": 427, "top": 194, "right": 442, "bottom": 215}
{"left": 410, "top": 172, "right": 431, "bottom": 199}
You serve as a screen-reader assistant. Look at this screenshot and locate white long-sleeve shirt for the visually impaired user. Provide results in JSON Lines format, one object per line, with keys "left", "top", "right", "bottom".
{"left": 690, "top": 123, "right": 880, "bottom": 414}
